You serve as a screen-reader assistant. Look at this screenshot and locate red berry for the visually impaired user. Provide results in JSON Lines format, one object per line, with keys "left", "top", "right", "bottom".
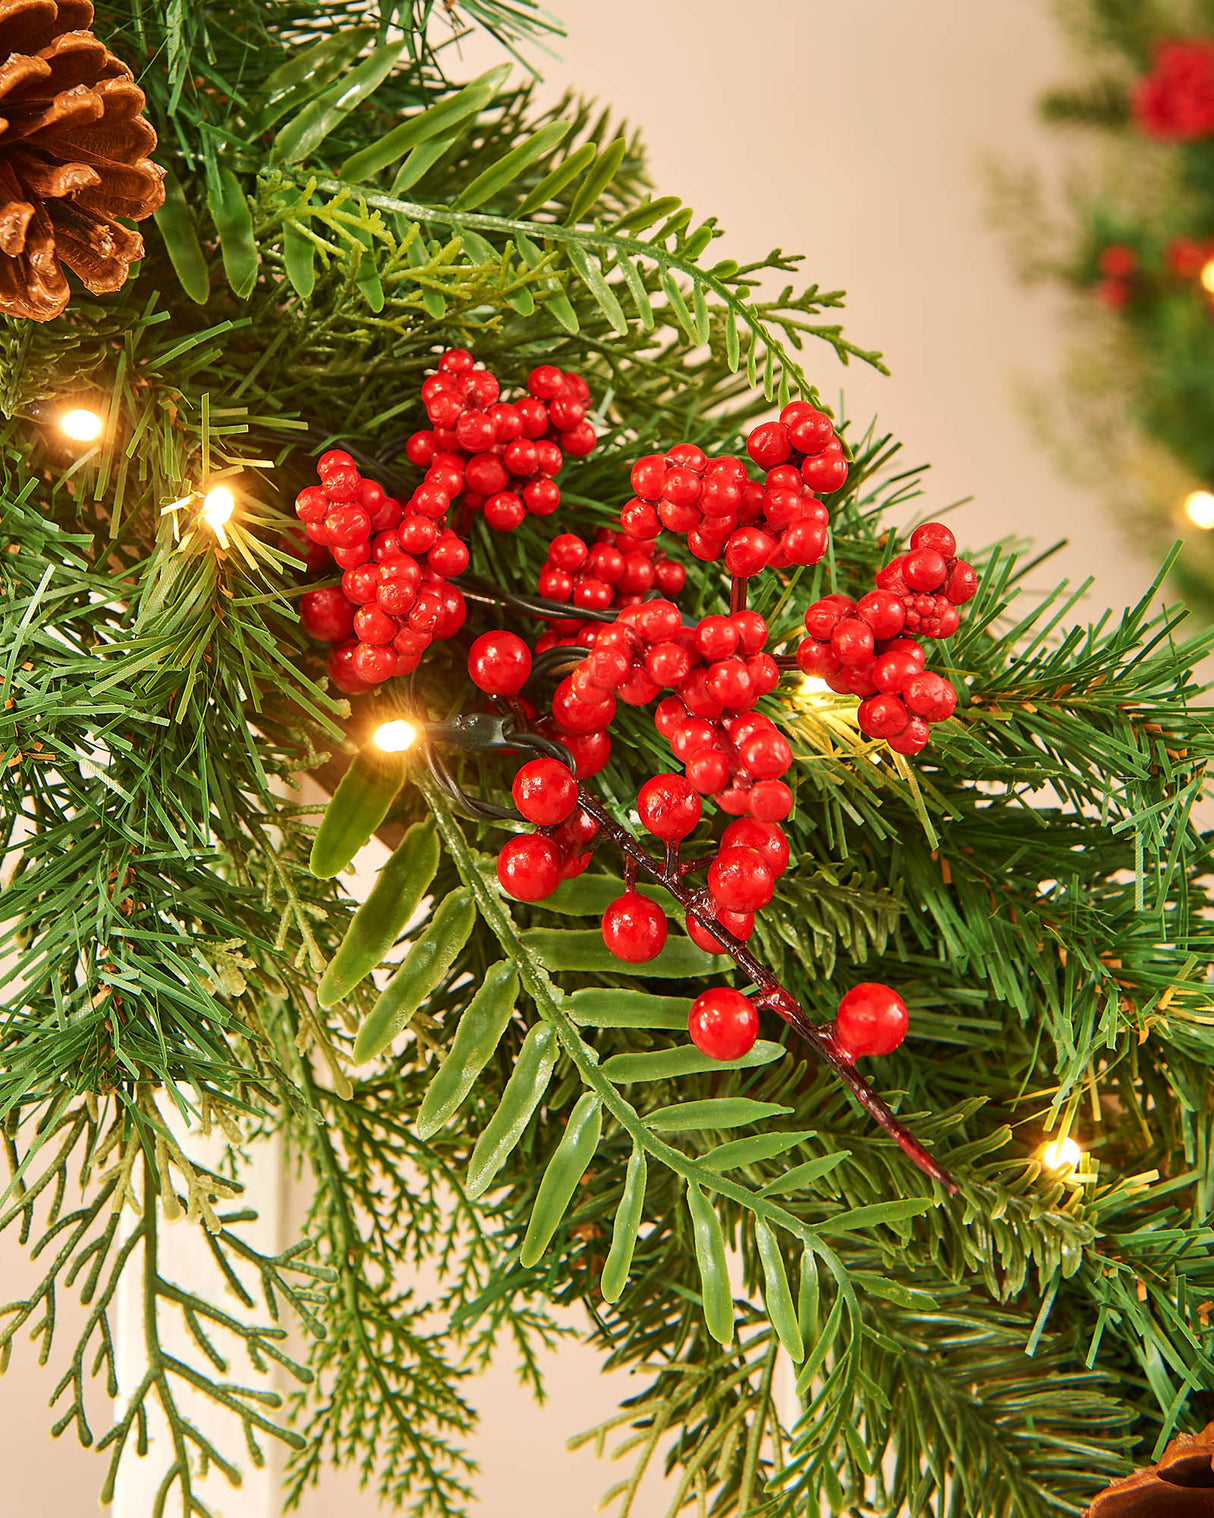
{"left": 688, "top": 987, "right": 759, "bottom": 1061}
{"left": 857, "top": 694, "right": 911, "bottom": 739}
{"left": 630, "top": 455, "right": 667, "bottom": 501}
{"left": 295, "top": 485, "right": 329, "bottom": 523}
{"left": 602, "top": 892, "right": 669, "bottom": 963}
{"left": 786, "top": 408, "right": 836, "bottom": 455}
{"left": 620, "top": 499, "right": 662, "bottom": 539}
{"left": 695, "top": 615, "right": 739, "bottom": 661}
{"left": 720, "top": 818, "right": 789, "bottom": 876}
{"left": 946, "top": 561, "right": 977, "bottom": 605}
{"left": 324, "top": 505, "right": 371, "bottom": 548}
{"left": 322, "top": 465, "right": 363, "bottom": 503}
{"left": 708, "top": 846, "right": 774, "bottom": 911}
{"left": 654, "top": 558, "right": 687, "bottom": 595}
{"left": 909, "top": 522, "right": 956, "bottom": 558}
{"left": 528, "top": 364, "right": 565, "bottom": 400}
{"left": 801, "top": 450, "right": 848, "bottom": 493}
{"left": 636, "top": 600, "right": 682, "bottom": 643}
{"left": 724, "top": 527, "right": 776, "bottom": 577}
{"left": 746, "top": 421, "right": 791, "bottom": 470}
{"left": 855, "top": 590, "right": 906, "bottom": 641}
{"left": 904, "top": 549, "right": 948, "bottom": 593}
{"left": 873, "top": 650, "right": 922, "bottom": 694}
{"left": 327, "top": 639, "right": 373, "bottom": 694}
{"left": 707, "top": 658, "right": 753, "bottom": 709}
{"left": 888, "top": 716, "right": 930, "bottom": 755}
{"left": 804, "top": 594, "right": 853, "bottom": 641}
{"left": 646, "top": 641, "right": 692, "bottom": 688}
{"left": 740, "top": 729, "right": 793, "bottom": 782}
{"left": 654, "top": 697, "right": 689, "bottom": 739}
{"left": 903, "top": 672, "right": 957, "bottom": 723}
{"left": 352, "top": 641, "right": 396, "bottom": 684}
{"left": 497, "top": 834, "right": 562, "bottom": 902}
{"left": 317, "top": 448, "right": 356, "bottom": 478}
{"left": 512, "top": 757, "right": 578, "bottom": 826}
{"left": 561, "top": 729, "right": 612, "bottom": 778}
{"left": 300, "top": 587, "right": 356, "bottom": 642}
{"left": 428, "top": 532, "right": 469, "bottom": 578}
{"left": 685, "top": 750, "right": 729, "bottom": 795}
{"left": 523, "top": 478, "right": 561, "bottom": 516}
{"left": 831, "top": 617, "right": 875, "bottom": 666}
{"left": 748, "top": 779, "right": 793, "bottom": 822}
{"left": 468, "top": 631, "right": 532, "bottom": 695}
{"left": 637, "top": 773, "right": 702, "bottom": 841}
{"left": 549, "top": 533, "right": 589, "bottom": 571}
{"left": 834, "top": 983, "right": 908, "bottom": 1059}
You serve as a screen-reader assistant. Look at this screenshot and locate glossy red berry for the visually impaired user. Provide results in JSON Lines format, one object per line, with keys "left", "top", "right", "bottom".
{"left": 720, "top": 818, "right": 789, "bottom": 876}
{"left": 857, "top": 694, "right": 911, "bottom": 739}
{"left": 746, "top": 421, "right": 791, "bottom": 470}
{"left": 512, "top": 757, "right": 578, "bottom": 826}
{"left": 903, "top": 549, "right": 948, "bottom": 592}
{"left": 748, "top": 779, "right": 793, "bottom": 822}
{"left": 300, "top": 587, "right": 356, "bottom": 643}
{"left": 903, "top": 671, "right": 957, "bottom": 723}
{"left": 638, "top": 773, "right": 702, "bottom": 840}
{"left": 909, "top": 522, "right": 956, "bottom": 558}
{"left": 834, "top": 983, "right": 909, "bottom": 1058}
{"left": 688, "top": 987, "right": 759, "bottom": 1061}
{"left": 561, "top": 729, "right": 612, "bottom": 778}
{"left": 496, "top": 835, "right": 562, "bottom": 902}
{"left": 467, "top": 631, "right": 532, "bottom": 695}
{"left": 708, "top": 846, "right": 774, "bottom": 911}
{"left": 602, "top": 892, "right": 669, "bottom": 963}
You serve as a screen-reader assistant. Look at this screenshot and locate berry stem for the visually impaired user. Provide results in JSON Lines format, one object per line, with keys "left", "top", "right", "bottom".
{"left": 729, "top": 576, "right": 748, "bottom": 615}
{"left": 572, "top": 787, "right": 958, "bottom": 1195}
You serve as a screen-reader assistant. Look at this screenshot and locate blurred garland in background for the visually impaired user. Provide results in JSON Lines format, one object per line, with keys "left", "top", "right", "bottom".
{"left": 994, "top": 0, "right": 1214, "bottom": 616}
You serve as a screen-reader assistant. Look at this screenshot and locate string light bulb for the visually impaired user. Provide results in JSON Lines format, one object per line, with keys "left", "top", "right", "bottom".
{"left": 798, "top": 676, "right": 831, "bottom": 703}
{"left": 1039, "top": 1135, "right": 1083, "bottom": 1174}
{"left": 1184, "top": 490, "right": 1214, "bottom": 529}
{"left": 200, "top": 485, "right": 236, "bottom": 547}
{"left": 1201, "top": 259, "right": 1214, "bottom": 294}
{"left": 373, "top": 720, "right": 419, "bottom": 753}
{"left": 60, "top": 407, "right": 103, "bottom": 442}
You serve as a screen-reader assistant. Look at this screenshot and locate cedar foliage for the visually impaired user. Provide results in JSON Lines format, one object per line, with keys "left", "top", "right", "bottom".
{"left": 1, "top": 3, "right": 1212, "bottom": 1515}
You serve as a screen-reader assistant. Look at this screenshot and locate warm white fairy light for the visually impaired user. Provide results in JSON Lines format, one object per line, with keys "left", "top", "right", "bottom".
{"left": 373, "top": 720, "right": 419, "bottom": 753}
{"left": 798, "top": 676, "right": 831, "bottom": 703}
{"left": 1183, "top": 489, "right": 1214, "bottom": 529}
{"left": 1201, "top": 259, "right": 1214, "bottom": 294}
{"left": 1039, "top": 1135, "right": 1083, "bottom": 1174}
{"left": 200, "top": 486, "right": 236, "bottom": 547}
{"left": 60, "top": 407, "right": 103, "bottom": 442}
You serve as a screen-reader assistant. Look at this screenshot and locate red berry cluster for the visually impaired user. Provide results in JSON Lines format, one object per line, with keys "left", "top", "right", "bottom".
{"left": 685, "top": 980, "right": 909, "bottom": 1063}
{"left": 623, "top": 408, "right": 840, "bottom": 575}
{"left": 407, "top": 353, "right": 596, "bottom": 532}
{"left": 1132, "top": 39, "right": 1214, "bottom": 143}
{"left": 295, "top": 449, "right": 469, "bottom": 694}
{"left": 496, "top": 757, "right": 602, "bottom": 900}
{"left": 797, "top": 522, "right": 976, "bottom": 755}
{"left": 535, "top": 528, "right": 686, "bottom": 642}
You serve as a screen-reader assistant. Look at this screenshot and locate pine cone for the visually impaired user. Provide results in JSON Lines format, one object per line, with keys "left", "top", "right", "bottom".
{"left": 1085, "top": 1422, "right": 1214, "bottom": 1516}
{"left": 0, "top": 0, "right": 164, "bottom": 321}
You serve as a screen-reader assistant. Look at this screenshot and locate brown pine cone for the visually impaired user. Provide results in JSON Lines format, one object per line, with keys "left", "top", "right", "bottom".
{"left": 1085, "top": 1422, "right": 1214, "bottom": 1516}
{"left": 0, "top": 0, "right": 165, "bottom": 321}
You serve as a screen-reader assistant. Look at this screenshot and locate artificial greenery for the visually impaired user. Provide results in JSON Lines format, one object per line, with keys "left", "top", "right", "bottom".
{"left": 1, "top": 3, "right": 1213, "bottom": 1516}
{"left": 992, "top": 0, "right": 1214, "bottom": 616}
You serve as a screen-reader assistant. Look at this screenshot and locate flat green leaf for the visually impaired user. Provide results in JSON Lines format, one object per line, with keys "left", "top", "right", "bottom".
{"left": 519, "top": 927, "right": 714, "bottom": 979}
{"left": 687, "top": 1182, "right": 733, "bottom": 1346}
{"left": 515, "top": 141, "right": 596, "bottom": 217}
{"left": 850, "top": 1270, "right": 938, "bottom": 1309}
{"left": 759, "top": 1152, "right": 849, "bottom": 1196}
{"left": 564, "top": 988, "right": 688, "bottom": 1030}
{"left": 318, "top": 817, "right": 439, "bottom": 1007}
{"left": 249, "top": 25, "right": 375, "bottom": 135}
{"left": 756, "top": 1218, "right": 804, "bottom": 1362}
{"left": 565, "top": 136, "right": 627, "bottom": 225}
{"left": 601, "top": 1144, "right": 646, "bottom": 1303}
{"left": 798, "top": 1245, "right": 819, "bottom": 1344}
{"left": 339, "top": 64, "right": 509, "bottom": 180}
{"left": 610, "top": 195, "right": 682, "bottom": 234}
{"left": 353, "top": 889, "right": 477, "bottom": 1063}
{"left": 416, "top": 961, "right": 519, "bottom": 1140}
{"left": 351, "top": 222, "right": 384, "bottom": 312}
{"left": 601, "top": 1040, "right": 785, "bottom": 1084}
{"left": 700, "top": 1129, "right": 816, "bottom": 1173}
{"left": 452, "top": 119, "right": 570, "bottom": 211}
{"left": 659, "top": 267, "right": 698, "bottom": 341}
{"left": 540, "top": 875, "right": 667, "bottom": 918}
{"left": 617, "top": 252, "right": 654, "bottom": 330}
{"left": 466, "top": 1024, "right": 557, "bottom": 1198}
{"left": 273, "top": 41, "right": 406, "bottom": 166}
{"left": 153, "top": 167, "right": 209, "bottom": 305}
{"left": 309, "top": 747, "right": 405, "bottom": 878}
{"left": 519, "top": 1093, "right": 602, "bottom": 1267}
{"left": 724, "top": 310, "right": 741, "bottom": 370}
{"left": 207, "top": 167, "right": 258, "bottom": 300}
{"left": 390, "top": 134, "right": 459, "bottom": 194}
{"left": 646, "top": 1098, "right": 794, "bottom": 1133}
{"left": 567, "top": 244, "right": 629, "bottom": 335}
{"left": 817, "top": 1197, "right": 936, "bottom": 1235}
{"left": 283, "top": 219, "right": 315, "bottom": 299}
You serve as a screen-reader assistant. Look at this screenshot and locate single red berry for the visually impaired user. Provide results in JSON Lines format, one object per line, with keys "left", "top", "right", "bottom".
{"left": 322, "top": 465, "right": 363, "bottom": 503}
{"left": 512, "top": 757, "right": 578, "bottom": 826}
{"left": 688, "top": 987, "right": 759, "bottom": 1061}
{"left": 549, "top": 533, "right": 589, "bottom": 572}
{"left": 654, "top": 696, "right": 689, "bottom": 739}
{"left": 946, "top": 561, "right": 977, "bottom": 605}
{"left": 855, "top": 590, "right": 906, "bottom": 641}
{"left": 620, "top": 498, "right": 662, "bottom": 539}
{"left": 904, "top": 549, "right": 948, "bottom": 593}
{"left": 804, "top": 594, "right": 854, "bottom": 641}
{"left": 746, "top": 653, "right": 780, "bottom": 697}
{"left": 748, "top": 779, "right": 793, "bottom": 822}
{"left": 724, "top": 527, "right": 776, "bottom": 578}
{"left": 300, "top": 587, "right": 356, "bottom": 643}
{"left": 645, "top": 641, "right": 692, "bottom": 688}
{"left": 636, "top": 599, "right": 682, "bottom": 643}
{"left": 343, "top": 564, "right": 381, "bottom": 606}
{"left": 496, "top": 834, "right": 562, "bottom": 902}
{"left": 352, "top": 641, "right": 396, "bottom": 684}
{"left": 873, "top": 649, "right": 922, "bottom": 694}
{"left": 909, "top": 522, "right": 956, "bottom": 558}
{"left": 695, "top": 615, "right": 739, "bottom": 661}
{"left": 528, "top": 364, "right": 565, "bottom": 400}
{"left": 708, "top": 845, "right": 774, "bottom": 911}
{"left": 834, "top": 983, "right": 909, "bottom": 1058}
{"left": 786, "top": 408, "right": 836, "bottom": 455}
{"left": 317, "top": 448, "right": 356, "bottom": 478}
{"left": 721, "top": 818, "right": 789, "bottom": 876}
{"left": 327, "top": 639, "right": 373, "bottom": 694}
{"left": 831, "top": 617, "right": 875, "bottom": 667}
{"left": 427, "top": 532, "right": 469, "bottom": 578}
{"left": 707, "top": 658, "right": 753, "bottom": 709}
{"left": 801, "top": 450, "right": 848, "bottom": 493}
{"left": 654, "top": 557, "right": 686, "bottom": 595}
{"left": 353, "top": 604, "right": 397, "bottom": 645}
{"left": 686, "top": 749, "right": 730, "bottom": 794}
{"left": 797, "top": 638, "right": 839, "bottom": 679}
{"left": 638, "top": 773, "right": 702, "bottom": 840}
{"left": 888, "top": 715, "right": 930, "bottom": 755}
{"left": 746, "top": 421, "right": 791, "bottom": 470}
{"left": 324, "top": 505, "right": 372, "bottom": 549}
{"left": 602, "top": 892, "right": 669, "bottom": 963}
{"left": 738, "top": 729, "right": 793, "bottom": 780}
{"left": 561, "top": 729, "right": 612, "bottom": 778}
{"left": 484, "top": 492, "right": 527, "bottom": 531}
{"left": 630, "top": 454, "right": 667, "bottom": 501}
{"left": 857, "top": 694, "right": 911, "bottom": 739}
{"left": 467, "top": 631, "right": 532, "bottom": 695}
{"left": 903, "top": 672, "right": 957, "bottom": 723}
{"left": 523, "top": 478, "right": 561, "bottom": 516}
{"left": 295, "top": 485, "right": 329, "bottom": 523}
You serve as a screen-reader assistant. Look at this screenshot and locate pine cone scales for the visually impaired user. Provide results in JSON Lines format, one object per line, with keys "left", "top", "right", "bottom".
{"left": 0, "top": 0, "right": 164, "bottom": 321}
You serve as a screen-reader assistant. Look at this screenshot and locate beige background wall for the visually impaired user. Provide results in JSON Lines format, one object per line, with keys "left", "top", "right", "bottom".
{"left": 2, "top": 2, "right": 1171, "bottom": 1514}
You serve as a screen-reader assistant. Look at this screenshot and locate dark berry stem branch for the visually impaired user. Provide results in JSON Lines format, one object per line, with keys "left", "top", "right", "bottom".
{"left": 571, "top": 789, "right": 958, "bottom": 1194}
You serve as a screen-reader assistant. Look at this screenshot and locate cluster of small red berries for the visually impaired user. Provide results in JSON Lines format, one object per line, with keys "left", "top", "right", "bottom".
{"left": 622, "top": 407, "right": 840, "bottom": 574}
{"left": 295, "top": 449, "right": 469, "bottom": 694}
{"left": 407, "top": 353, "right": 596, "bottom": 532}
{"left": 494, "top": 756, "right": 604, "bottom": 901}
{"left": 535, "top": 528, "right": 686, "bottom": 641}
{"left": 797, "top": 522, "right": 976, "bottom": 755}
